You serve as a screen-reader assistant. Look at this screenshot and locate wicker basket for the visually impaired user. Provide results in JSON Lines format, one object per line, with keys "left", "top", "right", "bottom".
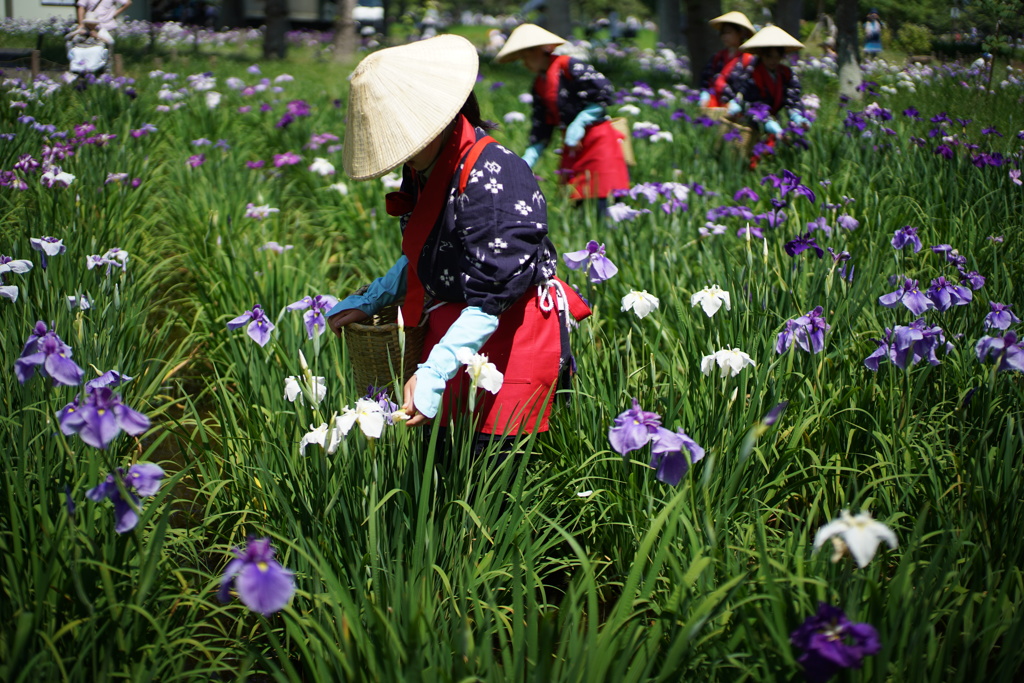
{"left": 699, "top": 106, "right": 731, "bottom": 122}
{"left": 344, "top": 303, "right": 427, "bottom": 395}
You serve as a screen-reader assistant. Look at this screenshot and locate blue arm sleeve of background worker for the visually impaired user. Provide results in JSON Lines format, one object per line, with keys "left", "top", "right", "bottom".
{"left": 726, "top": 99, "right": 743, "bottom": 115}
{"left": 564, "top": 104, "right": 604, "bottom": 147}
{"left": 698, "top": 90, "right": 711, "bottom": 106}
{"left": 325, "top": 255, "right": 408, "bottom": 318}
{"left": 765, "top": 120, "right": 783, "bottom": 136}
{"left": 789, "top": 111, "right": 808, "bottom": 127}
{"left": 521, "top": 142, "right": 545, "bottom": 169}
{"left": 412, "top": 306, "right": 499, "bottom": 419}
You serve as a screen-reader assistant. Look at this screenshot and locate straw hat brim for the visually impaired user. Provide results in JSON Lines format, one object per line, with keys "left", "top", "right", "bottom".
{"left": 740, "top": 26, "right": 804, "bottom": 52}
{"left": 494, "top": 23, "right": 566, "bottom": 63}
{"left": 708, "top": 11, "right": 755, "bottom": 35}
{"left": 343, "top": 35, "right": 479, "bottom": 180}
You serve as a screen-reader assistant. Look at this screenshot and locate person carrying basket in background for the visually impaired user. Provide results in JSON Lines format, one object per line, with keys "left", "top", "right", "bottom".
{"left": 697, "top": 11, "right": 756, "bottom": 110}
{"left": 494, "top": 24, "right": 630, "bottom": 217}
{"left": 326, "top": 35, "right": 590, "bottom": 449}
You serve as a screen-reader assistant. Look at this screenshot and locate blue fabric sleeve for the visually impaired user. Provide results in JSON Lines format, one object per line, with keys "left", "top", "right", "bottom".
{"left": 789, "top": 111, "right": 808, "bottom": 127}
{"left": 326, "top": 255, "right": 408, "bottom": 318}
{"left": 564, "top": 104, "right": 604, "bottom": 147}
{"left": 726, "top": 99, "right": 743, "bottom": 115}
{"left": 412, "top": 306, "right": 499, "bottom": 418}
{"left": 698, "top": 90, "right": 711, "bottom": 106}
{"left": 521, "top": 142, "right": 545, "bottom": 168}
{"left": 765, "top": 120, "right": 783, "bottom": 136}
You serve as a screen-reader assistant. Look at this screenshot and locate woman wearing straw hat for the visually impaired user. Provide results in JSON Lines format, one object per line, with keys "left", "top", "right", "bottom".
{"left": 725, "top": 26, "right": 809, "bottom": 140}
{"left": 495, "top": 24, "right": 629, "bottom": 213}
{"left": 326, "top": 35, "right": 590, "bottom": 441}
{"left": 698, "top": 11, "right": 756, "bottom": 109}
{"left": 863, "top": 9, "right": 883, "bottom": 59}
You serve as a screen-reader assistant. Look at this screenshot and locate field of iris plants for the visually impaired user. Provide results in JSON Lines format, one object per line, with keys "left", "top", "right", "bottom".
{"left": 2, "top": 19, "right": 1024, "bottom": 682}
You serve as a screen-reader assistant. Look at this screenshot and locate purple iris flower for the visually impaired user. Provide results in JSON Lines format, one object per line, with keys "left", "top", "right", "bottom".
{"left": 755, "top": 209, "right": 788, "bottom": 229}
{"left": 735, "top": 185, "right": 760, "bottom": 202}
{"left": 790, "top": 603, "right": 881, "bottom": 683}
{"left": 785, "top": 233, "right": 824, "bottom": 259}
{"left": 934, "top": 144, "right": 954, "bottom": 160}
{"left": 902, "top": 107, "right": 920, "bottom": 119}
{"left": 219, "top": 537, "right": 295, "bottom": 615}
{"left": 227, "top": 304, "right": 276, "bottom": 347}
{"left": 926, "top": 276, "right": 972, "bottom": 311}
{"left": 273, "top": 152, "right": 302, "bottom": 167}
{"left": 878, "top": 278, "right": 934, "bottom": 316}
{"left": 29, "top": 236, "right": 66, "bottom": 268}
{"left": 649, "top": 427, "right": 704, "bottom": 486}
{"left": 807, "top": 217, "right": 831, "bottom": 235}
{"left": 959, "top": 269, "right": 985, "bottom": 291}
{"left": 608, "top": 398, "right": 662, "bottom": 456}
{"left": 748, "top": 102, "right": 772, "bottom": 123}
{"left": 776, "top": 306, "right": 830, "bottom": 354}
{"left": 864, "top": 319, "right": 951, "bottom": 371}
{"left": 606, "top": 203, "right": 651, "bottom": 223}
{"left": 246, "top": 160, "right": 266, "bottom": 169}
{"left": 930, "top": 244, "right": 966, "bottom": 267}
{"left": 188, "top": 154, "right": 206, "bottom": 168}
{"left": 365, "top": 385, "right": 399, "bottom": 419}
{"left": 58, "top": 386, "right": 150, "bottom": 449}
{"left": 836, "top": 214, "right": 859, "bottom": 231}
{"left": 562, "top": 241, "right": 619, "bottom": 283}
{"left": 761, "top": 401, "right": 789, "bottom": 426}
{"left": 286, "top": 294, "right": 341, "bottom": 338}
{"left": 890, "top": 226, "right": 922, "bottom": 253}
{"left": 984, "top": 302, "right": 1021, "bottom": 331}
{"left": 827, "top": 248, "right": 854, "bottom": 282}
{"left": 15, "top": 322, "right": 85, "bottom": 386}
{"left": 85, "top": 370, "right": 134, "bottom": 389}
{"left": 975, "top": 330, "right": 1024, "bottom": 372}
{"left": 86, "top": 463, "right": 165, "bottom": 533}
{"left": 737, "top": 225, "right": 764, "bottom": 240}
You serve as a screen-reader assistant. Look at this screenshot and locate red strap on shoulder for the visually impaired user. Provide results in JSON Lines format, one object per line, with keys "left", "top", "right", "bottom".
{"left": 457, "top": 135, "right": 496, "bottom": 194}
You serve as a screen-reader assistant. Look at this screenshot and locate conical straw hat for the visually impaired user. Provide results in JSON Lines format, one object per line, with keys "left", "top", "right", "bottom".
{"left": 740, "top": 25, "right": 804, "bottom": 52}
{"left": 494, "top": 23, "right": 566, "bottom": 63}
{"left": 708, "top": 11, "right": 755, "bottom": 35}
{"left": 343, "top": 35, "right": 479, "bottom": 180}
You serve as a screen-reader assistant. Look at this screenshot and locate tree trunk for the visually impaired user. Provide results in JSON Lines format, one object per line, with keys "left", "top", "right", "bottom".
{"left": 835, "top": 0, "right": 861, "bottom": 100}
{"left": 657, "top": 0, "right": 683, "bottom": 48}
{"left": 332, "top": 0, "right": 358, "bottom": 62}
{"left": 545, "top": 0, "right": 572, "bottom": 40}
{"left": 263, "top": 0, "right": 289, "bottom": 60}
{"left": 219, "top": 0, "right": 244, "bottom": 28}
{"left": 775, "top": 0, "right": 804, "bottom": 40}
{"left": 683, "top": 0, "right": 721, "bottom": 87}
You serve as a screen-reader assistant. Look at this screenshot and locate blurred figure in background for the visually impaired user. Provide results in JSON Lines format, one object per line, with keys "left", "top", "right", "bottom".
{"left": 698, "top": 11, "right": 755, "bottom": 109}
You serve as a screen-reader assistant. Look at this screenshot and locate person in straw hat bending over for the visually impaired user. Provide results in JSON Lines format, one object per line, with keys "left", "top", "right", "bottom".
{"left": 326, "top": 35, "right": 591, "bottom": 448}
{"left": 724, "top": 26, "right": 810, "bottom": 151}
{"left": 697, "top": 11, "right": 755, "bottom": 110}
{"left": 495, "top": 24, "right": 629, "bottom": 217}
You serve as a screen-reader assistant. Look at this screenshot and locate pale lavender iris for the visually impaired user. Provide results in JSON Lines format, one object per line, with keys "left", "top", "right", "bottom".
{"left": 649, "top": 427, "right": 704, "bottom": 486}
{"left": 0, "top": 254, "right": 33, "bottom": 301}
{"left": 227, "top": 304, "right": 275, "bottom": 346}
{"left": 891, "top": 226, "right": 922, "bottom": 253}
{"left": 790, "top": 603, "right": 880, "bottom": 683}
{"left": 58, "top": 386, "right": 150, "bottom": 449}
{"left": 975, "top": 330, "right": 1024, "bottom": 372}
{"left": 864, "top": 319, "right": 951, "bottom": 371}
{"left": 984, "top": 302, "right": 1020, "bottom": 331}
{"left": 606, "top": 203, "right": 651, "bottom": 223}
{"left": 926, "top": 276, "right": 972, "bottom": 311}
{"left": 562, "top": 240, "right": 619, "bottom": 283}
{"left": 608, "top": 398, "right": 662, "bottom": 456}
{"left": 878, "top": 278, "right": 934, "bottom": 316}
{"left": 836, "top": 214, "right": 859, "bottom": 231}
{"left": 219, "top": 537, "right": 296, "bottom": 615}
{"left": 959, "top": 270, "right": 985, "bottom": 290}
{"left": 86, "top": 463, "right": 165, "bottom": 533}
{"left": 85, "top": 369, "right": 134, "bottom": 389}
{"left": 286, "top": 294, "right": 341, "bottom": 339}
{"left": 15, "top": 322, "right": 84, "bottom": 386}
{"left": 29, "top": 236, "right": 66, "bottom": 268}
{"left": 776, "top": 306, "right": 830, "bottom": 354}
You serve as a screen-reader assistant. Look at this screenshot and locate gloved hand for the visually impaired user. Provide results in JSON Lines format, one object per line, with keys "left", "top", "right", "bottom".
{"left": 325, "top": 255, "right": 408, "bottom": 319}
{"left": 564, "top": 104, "right": 604, "bottom": 147}
{"left": 412, "top": 306, "right": 499, "bottom": 418}
{"left": 698, "top": 90, "right": 711, "bottom": 106}
{"left": 789, "top": 111, "right": 808, "bottom": 127}
{"left": 764, "top": 120, "right": 783, "bottom": 136}
{"left": 521, "top": 143, "right": 545, "bottom": 168}
{"left": 726, "top": 99, "right": 743, "bottom": 116}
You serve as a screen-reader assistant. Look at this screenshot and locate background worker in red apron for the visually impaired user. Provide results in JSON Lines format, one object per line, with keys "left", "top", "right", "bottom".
{"left": 326, "top": 35, "right": 590, "bottom": 445}
{"left": 495, "top": 24, "right": 629, "bottom": 216}
{"left": 698, "top": 11, "right": 755, "bottom": 109}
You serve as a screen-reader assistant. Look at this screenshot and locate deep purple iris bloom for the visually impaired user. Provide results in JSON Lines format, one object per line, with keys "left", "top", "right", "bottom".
{"left": 748, "top": 102, "right": 772, "bottom": 123}
{"left": 930, "top": 244, "right": 966, "bottom": 267}
{"left": 649, "top": 428, "right": 704, "bottom": 486}
{"left": 864, "top": 319, "right": 951, "bottom": 371}
{"left": 984, "top": 302, "right": 1020, "bottom": 331}
{"left": 959, "top": 269, "right": 985, "bottom": 290}
{"left": 902, "top": 107, "right": 920, "bottom": 120}
{"left": 934, "top": 144, "right": 954, "bottom": 160}
{"left": 761, "top": 401, "right": 789, "bottom": 426}
{"left": 365, "top": 385, "right": 399, "bottom": 418}
{"left": 608, "top": 398, "right": 662, "bottom": 456}
{"left": 975, "top": 330, "right": 1024, "bottom": 372}
{"left": 86, "top": 463, "right": 165, "bottom": 533}
{"left": 188, "top": 154, "right": 206, "bottom": 168}
{"left": 85, "top": 369, "right": 134, "bottom": 389}
{"left": 15, "top": 322, "right": 85, "bottom": 386}
{"left": 926, "top": 276, "right": 972, "bottom": 311}
{"left": 776, "top": 306, "right": 830, "bottom": 355}
{"left": 562, "top": 240, "right": 619, "bottom": 283}
{"left": 879, "top": 278, "right": 934, "bottom": 316}
{"left": 227, "top": 304, "right": 276, "bottom": 347}
{"left": 785, "top": 233, "right": 824, "bottom": 259}
{"left": 891, "top": 226, "right": 922, "bottom": 253}
{"left": 790, "top": 603, "right": 881, "bottom": 683}
{"left": 286, "top": 294, "right": 341, "bottom": 338}
{"left": 58, "top": 386, "right": 150, "bottom": 449}
{"left": 219, "top": 537, "right": 296, "bottom": 615}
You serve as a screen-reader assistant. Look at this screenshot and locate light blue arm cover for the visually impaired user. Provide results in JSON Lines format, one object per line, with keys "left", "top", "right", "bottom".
{"left": 564, "top": 104, "right": 604, "bottom": 147}
{"left": 765, "top": 120, "right": 783, "bottom": 136}
{"left": 325, "top": 255, "right": 408, "bottom": 318}
{"left": 697, "top": 90, "right": 711, "bottom": 106}
{"left": 789, "top": 110, "right": 808, "bottom": 127}
{"left": 413, "top": 306, "right": 499, "bottom": 418}
{"left": 521, "top": 142, "right": 545, "bottom": 168}
{"left": 726, "top": 99, "right": 743, "bottom": 115}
